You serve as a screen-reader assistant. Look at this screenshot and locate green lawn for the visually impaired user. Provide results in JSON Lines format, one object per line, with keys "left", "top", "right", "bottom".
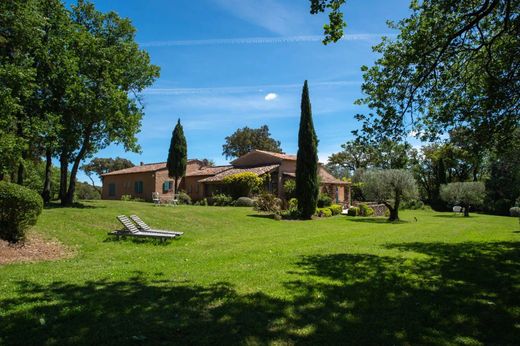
{"left": 1, "top": 201, "right": 519, "bottom": 345}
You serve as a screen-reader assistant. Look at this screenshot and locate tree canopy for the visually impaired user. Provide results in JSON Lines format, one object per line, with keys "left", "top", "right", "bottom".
{"left": 311, "top": 0, "right": 519, "bottom": 146}
{"left": 0, "top": 0, "right": 159, "bottom": 205}
{"left": 361, "top": 169, "right": 418, "bottom": 221}
{"left": 440, "top": 182, "right": 486, "bottom": 217}
{"left": 222, "top": 125, "right": 282, "bottom": 159}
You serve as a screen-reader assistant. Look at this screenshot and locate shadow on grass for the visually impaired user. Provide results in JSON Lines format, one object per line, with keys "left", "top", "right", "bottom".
{"left": 44, "top": 202, "right": 102, "bottom": 210}
{"left": 346, "top": 217, "right": 409, "bottom": 224}
{"left": 102, "top": 236, "right": 175, "bottom": 245}
{"left": 1, "top": 242, "right": 518, "bottom": 344}
{"left": 246, "top": 214, "right": 275, "bottom": 219}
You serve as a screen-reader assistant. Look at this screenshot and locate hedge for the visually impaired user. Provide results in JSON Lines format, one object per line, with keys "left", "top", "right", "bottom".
{"left": 0, "top": 182, "right": 43, "bottom": 243}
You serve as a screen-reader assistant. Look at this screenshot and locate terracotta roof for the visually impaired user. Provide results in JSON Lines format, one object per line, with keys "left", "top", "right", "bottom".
{"left": 283, "top": 170, "right": 349, "bottom": 185}
{"left": 187, "top": 166, "right": 232, "bottom": 176}
{"left": 102, "top": 160, "right": 205, "bottom": 177}
{"left": 253, "top": 149, "right": 297, "bottom": 160}
{"left": 101, "top": 162, "right": 167, "bottom": 176}
{"left": 198, "top": 164, "right": 279, "bottom": 183}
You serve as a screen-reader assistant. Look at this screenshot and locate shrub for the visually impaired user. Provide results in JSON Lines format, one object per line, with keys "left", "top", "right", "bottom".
{"left": 510, "top": 207, "right": 520, "bottom": 217}
{"left": 121, "top": 194, "right": 132, "bottom": 201}
{"left": 254, "top": 192, "right": 282, "bottom": 214}
{"left": 358, "top": 203, "right": 374, "bottom": 217}
{"left": 0, "top": 182, "right": 43, "bottom": 243}
{"left": 235, "top": 197, "right": 255, "bottom": 207}
{"left": 399, "top": 199, "right": 425, "bottom": 210}
{"left": 347, "top": 207, "right": 359, "bottom": 216}
{"left": 280, "top": 208, "right": 300, "bottom": 220}
{"left": 316, "top": 207, "right": 332, "bottom": 217}
{"left": 210, "top": 194, "right": 233, "bottom": 206}
{"left": 288, "top": 198, "right": 298, "bottom": 210}
{"left": 317, "top": 194, "right": 332, "bottom": 208}
{"left": 283, "top": 179, "right": 296, "bottom": 200}
{"left": 329, "top": 204, "right": 343, "bottom": 215}
{"left": 177, "top": 191, "right": 192, "bottom": 205}
{"left": 222, "top": 172, "right": 263, "bottom": 199}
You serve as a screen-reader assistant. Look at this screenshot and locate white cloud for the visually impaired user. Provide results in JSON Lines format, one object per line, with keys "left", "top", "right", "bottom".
{"left": 139, "top": 34, "right": 391, "bottom": 48}
{"left": 264, "top": 93, "right": 278, "bottom": 101}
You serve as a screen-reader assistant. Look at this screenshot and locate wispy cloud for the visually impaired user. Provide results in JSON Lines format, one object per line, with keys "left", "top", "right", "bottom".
{"left": 212, "top": 0, "right": 308, "bottom": 36}
{"left": 143, "top": 80, "right": 361, "bottom": 96}
{"left": 140, "top": 34, "right": 389, "bottom": 48}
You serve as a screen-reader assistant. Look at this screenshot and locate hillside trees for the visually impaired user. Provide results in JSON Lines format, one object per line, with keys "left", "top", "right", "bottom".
{"left": 222, "top": 125, "right": 282, "bottom": 159}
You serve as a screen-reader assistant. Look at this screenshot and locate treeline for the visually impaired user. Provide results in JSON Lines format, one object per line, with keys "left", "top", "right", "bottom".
{"left": 327, "top": 128, "right": 520, "bottom": 215}
{"left": 0, "top": 0, "right": 159, "bottom": 205}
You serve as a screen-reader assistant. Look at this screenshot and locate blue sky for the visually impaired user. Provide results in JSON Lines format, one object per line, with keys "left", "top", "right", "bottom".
{"left": 74, "top": 0, "right": 412, "bottom": 184}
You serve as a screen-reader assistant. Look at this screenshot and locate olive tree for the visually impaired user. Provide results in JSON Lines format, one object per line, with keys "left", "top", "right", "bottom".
{"left": 362, "top": 169, "right": 418, "bottom": 221}
{"left": 440, "top": 182, "right": 485, "bottom": 217}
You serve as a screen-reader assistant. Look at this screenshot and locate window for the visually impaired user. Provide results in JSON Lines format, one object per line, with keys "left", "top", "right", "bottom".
{"left": 108, "top": 183, "right": 116, "bottom": 197}
{"left": 134, "top": 181, "right": 144, "bottom": 194}
{"left": 163, "top": 181, "right": 173, "bottom": 193}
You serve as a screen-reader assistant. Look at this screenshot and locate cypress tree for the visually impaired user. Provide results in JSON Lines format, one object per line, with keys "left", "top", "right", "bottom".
{"left": 167, "top": 119, "right": 187, "bottom": 195}
{"left": 295, "top": 80, "right": 319, "bottom": 219}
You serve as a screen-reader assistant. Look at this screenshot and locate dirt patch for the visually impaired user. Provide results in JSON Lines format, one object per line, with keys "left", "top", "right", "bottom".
{"left": 0, "top": 233, "right": 74, "bottom": 265}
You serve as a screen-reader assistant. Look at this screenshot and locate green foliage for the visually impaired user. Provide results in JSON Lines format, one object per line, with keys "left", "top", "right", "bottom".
{"left": 75, "top": 182, "right": 100, "bottom": 200}
{"left": 120, "top": 195, "right": 133, "bottom": 202}
{"left": 283, "top": 179, "right": 296, "bottom": 200}
{"left": 316, "top": 207, "right": 332, "bottom": 217}
{"left": 317, "top": 194, "right": 333, "bottom": 208}
{"left": 329, "top": 204, "right": 343, "bottom": 215}
{"left": 296, "top": 81, "right": 319, "bottom": 219}
{"left": 210, "top": 194, "right": 233, "bottom": 206}
{"left": 347, "top": 206, "right": 359, "bottom": 216}
{"left": 361, "top": 169, "right": 418, "bottom": 221}
{"left": 440, "top": 182, "right": 485, "bottom": 217}
{"left": 222, "top": 125, "right": 282, "bottom": 159}
{"left": 358, "top": 204, "right": 374, "bottom": 217}
{"left": 177, "top": 191, "right": 192, "bottom": 205}
{"left": 235, "top": 197, "right": 255, "bottom": 207}
{"left": 328, "top": 139, "right": 413, "bottom": 174}
{"left": 167, "top": 119, "right": 188, "bottom": 194}
{"left": 399, "top": 199, "right": 425, "bottom": 210}
{"left": 253, "top": 192, "right": 282, "bottom": 214}
{"left": 509, "top": 207, "right": 520, "bottom": 218}
{"left": 222, "top": 172, "right": 263, "bottom": 199}
{"left": 0, "top": 181, "right": 43, "bottom": 243}
{"left": 81, "top": 157, "right": 134, "bottom": 192}
{"left": 288, "top": 198, "right": 298, "bottom": 210}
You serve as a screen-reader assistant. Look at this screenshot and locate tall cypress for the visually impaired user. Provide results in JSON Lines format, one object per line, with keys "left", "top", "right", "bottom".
{"left": 295, "top": 80, "right": 319, "bottom": 219}
{"left": 167, "top": 119, "right": 187, "bottom": 195}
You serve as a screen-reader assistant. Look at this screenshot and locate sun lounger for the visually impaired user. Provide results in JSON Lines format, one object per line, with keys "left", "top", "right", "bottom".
{"left": 129, "top": 215, "right": 184, "bottom": 236}
{"left": 109, "top": 215, "right": 178, "bottom": 241}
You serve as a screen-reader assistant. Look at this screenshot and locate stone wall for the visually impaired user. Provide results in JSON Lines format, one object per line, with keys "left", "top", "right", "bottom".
{"left": 352, "top": 201, "right": 388, "bottom": 217}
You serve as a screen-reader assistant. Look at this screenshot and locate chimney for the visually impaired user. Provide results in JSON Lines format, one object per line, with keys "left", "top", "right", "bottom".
{"left": 140, "top": 162, "right": 144, "bottom": 166}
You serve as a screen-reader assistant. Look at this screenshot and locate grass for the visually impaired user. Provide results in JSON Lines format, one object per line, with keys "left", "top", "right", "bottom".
{"left": 1, "top": 200, "right": 519, "bottom": 345}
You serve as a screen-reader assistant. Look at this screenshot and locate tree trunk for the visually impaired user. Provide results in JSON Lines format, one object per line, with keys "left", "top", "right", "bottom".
{"left": 464, "top": 203, "right": 470, "bottom": 217}
{"left": 388, "top": 207, "right": 399, "bottom": 221}
{"left": 63, "top": 129, "right": 91, "bottom": 205}
{"left": 174, "top": 176, "right": 178, "bottom": 195}
{"left": 59, "top": 153, "right": 68, "bottom": 203}
{"left": 16, "top": 162, "right": 24, "bottom": 185}
{"left": 42, "top": 148, "right": 53, "bottom": 203}
{"left": 0, "top": 172, "right": 4, "bottom": 181}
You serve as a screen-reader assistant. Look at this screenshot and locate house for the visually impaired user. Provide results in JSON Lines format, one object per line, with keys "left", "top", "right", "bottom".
{"left": 101, "top": 149, "right": 351, "bottom": 205}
